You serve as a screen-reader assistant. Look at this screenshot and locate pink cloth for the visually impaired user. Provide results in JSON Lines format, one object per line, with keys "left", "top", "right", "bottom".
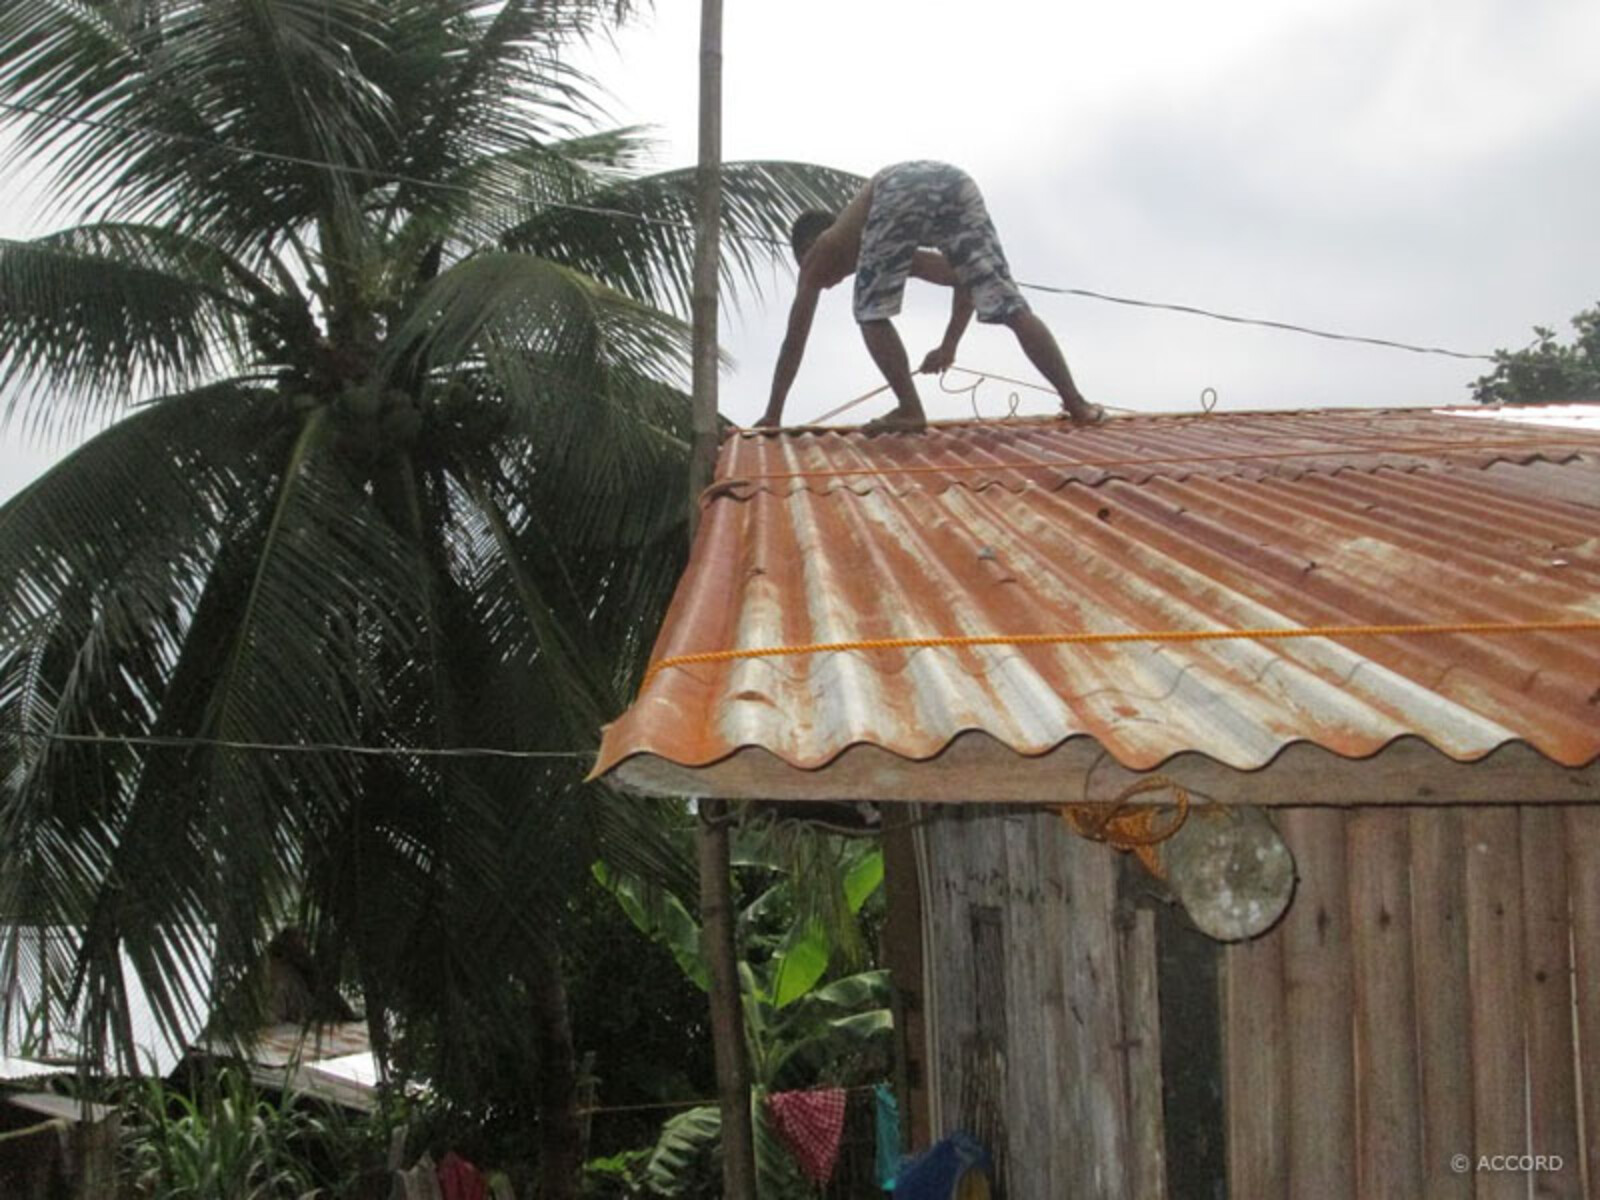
{"left": 766, "top": 1088, "right": 848, "bottom": 1184}
{"left": 437, "top": 1151, "right": 487, "bottom": 1200}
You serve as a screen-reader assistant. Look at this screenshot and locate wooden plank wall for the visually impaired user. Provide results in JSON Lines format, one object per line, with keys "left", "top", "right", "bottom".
{"left": 918, "top": 806, "right": 1161, "bottom": 1199}
{"left": 1225, "top": 804, "right": 1597, "bottom": 1200}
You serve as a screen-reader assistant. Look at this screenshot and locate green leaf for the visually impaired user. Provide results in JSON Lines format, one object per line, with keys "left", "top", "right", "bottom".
{"left": 768, "top": 921, "right": 831, "bottom": 1011}
{"left": 642, "top": 1105, "right": 720, "bottom": 1197}
{"left": 828, "top": 1009, "right": 894, "bottom": 1043}
{"left": 591, "top": 861, "right": 708, "bottom": 992}
{"left": 843, "top": 849, "right": 885, "bottom": 913}
{"left": 806, "top": 969, "right": 891, "bottom": 1012}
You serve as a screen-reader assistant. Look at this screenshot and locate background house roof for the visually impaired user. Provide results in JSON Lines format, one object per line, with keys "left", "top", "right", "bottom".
{"left": 1, "top": 927, "right": 376, "bottom": 1106}
{"left": 596, "top": 406, "right": 1600, "bottom": 801}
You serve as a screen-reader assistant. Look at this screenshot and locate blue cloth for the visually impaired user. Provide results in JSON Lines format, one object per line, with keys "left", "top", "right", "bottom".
{"left": 873, "top": 1084, "right": 901, "bottom": 1191}
{"left": 892, "top": 1132, "right": 992, "bottom": 1200}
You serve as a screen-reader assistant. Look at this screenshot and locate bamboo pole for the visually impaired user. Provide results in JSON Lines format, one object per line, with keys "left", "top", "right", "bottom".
{"left": 689, "top": 1, "right": 756, "bottom": 1196}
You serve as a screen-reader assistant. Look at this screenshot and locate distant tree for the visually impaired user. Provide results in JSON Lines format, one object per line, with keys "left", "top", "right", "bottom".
{"left": 1471, "top": 303, "right": 1600, "bottom": 404}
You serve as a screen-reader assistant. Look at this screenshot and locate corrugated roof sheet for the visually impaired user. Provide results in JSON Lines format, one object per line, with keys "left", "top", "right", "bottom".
{"left": 595, "top": 406, "right": 1600, "bottom": 798}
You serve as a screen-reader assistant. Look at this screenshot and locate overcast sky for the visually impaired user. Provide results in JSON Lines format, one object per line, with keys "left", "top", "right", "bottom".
{"left": 4, "top": 0, "right": 1599, "bottom": 494}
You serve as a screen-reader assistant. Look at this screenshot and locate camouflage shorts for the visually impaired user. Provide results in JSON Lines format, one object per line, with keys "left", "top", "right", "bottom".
{"left": 852, "top": 161, "right": 1030, "bottom": 325}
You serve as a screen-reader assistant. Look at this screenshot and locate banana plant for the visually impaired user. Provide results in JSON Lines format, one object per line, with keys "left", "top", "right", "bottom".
{"left": 593, "top": 826, "right": 891, "bottom": 1196}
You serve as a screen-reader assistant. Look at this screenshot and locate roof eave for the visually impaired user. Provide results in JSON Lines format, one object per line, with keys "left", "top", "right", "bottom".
{"left": 606, "top": 733, "right": 1600, "bottom": 806}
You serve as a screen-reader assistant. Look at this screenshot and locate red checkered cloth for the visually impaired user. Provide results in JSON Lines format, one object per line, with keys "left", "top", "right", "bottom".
{"left": 766, "top": 1088, "right": 848, "bottom": 1184}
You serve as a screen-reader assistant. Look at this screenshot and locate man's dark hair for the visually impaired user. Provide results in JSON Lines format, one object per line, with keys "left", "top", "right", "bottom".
{"left": 789, "top": 209, "right": 836, "bottom": 264}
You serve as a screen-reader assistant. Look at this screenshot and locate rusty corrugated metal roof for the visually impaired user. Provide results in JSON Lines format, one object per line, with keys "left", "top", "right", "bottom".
{"left": 595, "top": 407, "right": 1600, "bottom": 799}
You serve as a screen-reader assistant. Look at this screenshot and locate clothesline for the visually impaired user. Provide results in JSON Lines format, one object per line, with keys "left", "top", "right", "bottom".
{"left": 576, "top": 1081, "right": 881, "bottom": 1118}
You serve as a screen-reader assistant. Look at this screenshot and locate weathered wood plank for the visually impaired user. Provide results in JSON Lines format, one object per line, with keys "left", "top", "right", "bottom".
{"left": 1000, "top": 812, "right": 1054, "bottom": 1200}
{"left": 1519, "top": 807, "right": 1581, "bottom": 1199}
{"left": 1463, "top": 807, "right": 1527, "bottom": 1200}
{"left": 1565, "top": 806, "right": 1600, "bottom": 1200}
{"left": 1409, "top": 807, "right": 1474, "bottom": 1200}
{"left": 1279, "top": 807, "right": 1356, "bottom": 1198}
{"left": 936, "top": 806, "right": 1010, "bottom": 1174}
{"left": 1348, "top": 809, "right": 1422, "bottom": 1198}
{"left": 922, "top": 806, "right": 978, "bottom": 1142}
{"left": 1118, "top": 903, "right": 1166, "bottom": 1200}
{"left": 1028, "top": 813, "right": 1075, "bottom": 1192}
{"left": 1055, "top": 824, "right": 1134, "bottom": 1199}
{"left": 1224, "top": 918, "right": 1288, "bottom": 1199}
{"left": 920, "top": 806, "right": 1139, "bottom": 1197}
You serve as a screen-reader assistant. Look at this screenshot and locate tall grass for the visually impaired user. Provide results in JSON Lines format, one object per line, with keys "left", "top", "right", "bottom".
{"left": 121, "top": 1067, "right": 325, "bottom": 1200}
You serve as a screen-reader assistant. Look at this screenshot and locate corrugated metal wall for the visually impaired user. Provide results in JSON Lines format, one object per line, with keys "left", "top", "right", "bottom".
{"left": 1226, "top": 805, "right": 1600, "bottom": 1200}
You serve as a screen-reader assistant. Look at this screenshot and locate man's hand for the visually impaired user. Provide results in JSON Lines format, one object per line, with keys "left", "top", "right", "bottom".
{"left": 919, "top": 344, "right": 956, "bottom": 375}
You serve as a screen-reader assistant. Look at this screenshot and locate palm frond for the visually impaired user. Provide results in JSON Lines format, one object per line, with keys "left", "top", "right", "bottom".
{"left": 1, "top": 1, "right": 398, "bottom": 246}
{"left": 390, "top": 128, "right": 660, "bottom": 277}
{"left": 499, "top": 160, "right": 866, "bottom": 314}
{"left": 0, "top": 231, "right": 255, "bottom": 433}
{"left": 382, "top": 0, "right": 604, "bottom": 198}
{"left": 384, "top": 251, "right": 690, "bottom": 383}
{"left": 0, "top": 384, "right": 289, "bottom": 647}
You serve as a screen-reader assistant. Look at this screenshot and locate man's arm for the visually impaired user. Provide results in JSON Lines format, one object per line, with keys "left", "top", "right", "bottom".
{"left": 911, "top": 249, "right": 973, "bottom": 373}
{"left": 757, "top": 280, "right": 822, "bottom": 427}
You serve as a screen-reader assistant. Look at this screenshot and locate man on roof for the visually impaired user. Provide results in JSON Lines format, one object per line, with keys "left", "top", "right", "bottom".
{"left": 757, "top": 160, "right": 1102, "bottom": 433}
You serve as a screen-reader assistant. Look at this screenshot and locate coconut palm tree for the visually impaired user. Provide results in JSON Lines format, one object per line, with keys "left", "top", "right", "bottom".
{"left": 0, "top": 2, "right": 858, "bottom": 1193}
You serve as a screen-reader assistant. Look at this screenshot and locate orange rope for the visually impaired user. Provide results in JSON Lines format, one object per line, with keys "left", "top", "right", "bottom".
{"left": 640, "top": 618, "right": 1600, "bottom": 689}
{"left": 1061, "top": 775, "right": 1191, "bottom": 877}
{"left": 706, "top": 436, "right": 1597, "bottom": 499}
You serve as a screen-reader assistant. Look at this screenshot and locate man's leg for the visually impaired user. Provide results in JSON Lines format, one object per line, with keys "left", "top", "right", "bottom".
{"left": 1003, "top": 310, "right": 1099, "bottom": 424}
{"left": 860, "top": 319, "right": 927, "bottom": 428}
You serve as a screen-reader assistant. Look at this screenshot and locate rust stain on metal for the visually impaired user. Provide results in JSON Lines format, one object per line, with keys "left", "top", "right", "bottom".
{"left": 595, "top": 407, "right": 1600, "bottom": 793}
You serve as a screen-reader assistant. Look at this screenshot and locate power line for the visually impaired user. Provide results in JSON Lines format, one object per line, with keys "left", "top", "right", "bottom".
{"left": 1020, "top": 281, "right": 1495, "bottom": 361}
{"left": 0, "top": 96, "right": 1501, "bottom": 360}
{"left": 0, "top": 97, "right": 733, "bottom": 241}
{"left": 9, "top": 728, "right": 594, "bottom": 761}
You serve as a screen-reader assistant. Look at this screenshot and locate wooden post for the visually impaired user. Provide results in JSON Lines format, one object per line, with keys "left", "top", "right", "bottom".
{"left": 881, "top": 804, "right": 930, "bottom": 1149}
{"left": 688, "top": 0, "right": 723, "bottom": 515}
{"left": 688, "top": 1, "right": 755, "bottom": 1196}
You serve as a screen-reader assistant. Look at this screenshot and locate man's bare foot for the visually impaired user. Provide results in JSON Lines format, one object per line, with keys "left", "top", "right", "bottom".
{"left": 1061, "top": 398, "right": 1106, "bottom": 428}
{"left": 753, "top": 409, "right": 783, "bottom": 430}
{"left": 861, "top": 407, "right": 928, "bottom": 435}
